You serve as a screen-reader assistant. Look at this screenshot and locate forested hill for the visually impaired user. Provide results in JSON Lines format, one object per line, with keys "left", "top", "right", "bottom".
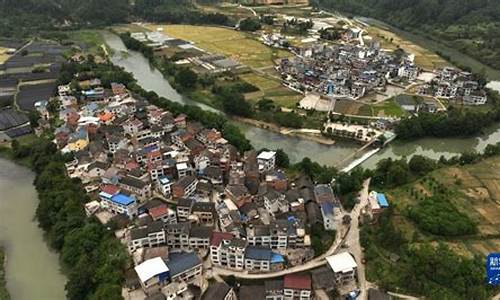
{"left": 313, "top": 0, "right": 500, "bottom": 69}
{"left": 0, "top": 0, "right": 129, "bottom": 36}
{"left": 0, "top": 0, "right": 229, "bottom": 37}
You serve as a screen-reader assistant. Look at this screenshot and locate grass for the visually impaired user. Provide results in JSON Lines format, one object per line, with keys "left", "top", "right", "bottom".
{"left": 240, "top": 72, "right": 302, "bottom": 108}
{"left": 111, "top": 24, "right": 150, "bottom": 34}
{"left": 372, "top": 98, "right": 409, "bottom": 117}
{"left": 0, "top": 247, "right": 10, "bottom": 300}
{"left": 365, "top": 26, "right": 450, "bottom": 70}
{"left": 146, "top": 24, "right": 291, "bottom": 68}
{"left": 382, "top": 155, "right": 500, "bottom": 258}
{"left": 69, "top": 30, "right": 109, "bottom": 56}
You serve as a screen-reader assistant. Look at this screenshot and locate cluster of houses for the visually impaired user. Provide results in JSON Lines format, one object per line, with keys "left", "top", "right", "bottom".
{"left": 49, "top": 70, "right": 354, "bottom": 298}
{"left": 278, "top": 43, "right": 419, "bottom": 100}
{"left": 418, "top": 67, "right": 488, "bottom": 105}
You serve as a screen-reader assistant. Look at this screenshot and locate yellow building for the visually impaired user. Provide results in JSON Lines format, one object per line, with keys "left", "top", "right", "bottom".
{"left": 67, "top": 128, "right": 89, "bottom": 152}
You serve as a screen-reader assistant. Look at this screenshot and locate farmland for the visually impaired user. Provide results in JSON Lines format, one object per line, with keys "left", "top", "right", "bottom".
{"left": 383, "top": 155, "right": 500, "bottom": 258}
{"left": 145, "top": 24, "right": 291, "bottom": 68}
{"left": 240, "top": 73, "right": 302, "bottom": 108}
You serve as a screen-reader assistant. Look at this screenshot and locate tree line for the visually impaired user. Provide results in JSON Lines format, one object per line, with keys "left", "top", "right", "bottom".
{"left": 0, "top": 0, "right": 231, "bottom": 38}
{"left": 10, "top": 139, "right": 128, "bottom": 300}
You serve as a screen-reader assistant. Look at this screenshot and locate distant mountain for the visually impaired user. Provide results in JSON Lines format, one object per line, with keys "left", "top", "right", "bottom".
{"left": 313, "top": 0, "right": 500, "bottom": 69}
{"left": 0, "top": 0, "right": 129, "bottom": 36}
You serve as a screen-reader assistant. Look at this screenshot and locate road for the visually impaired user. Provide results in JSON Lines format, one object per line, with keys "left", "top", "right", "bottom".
{"left": 344, "top": 178, "right": 371, "bottom": 300}
{"left": 213, "top": 179, "right": 371, "bottom": 280}
{"left": 239, "top": 4, "right": 257, "bottom": 16}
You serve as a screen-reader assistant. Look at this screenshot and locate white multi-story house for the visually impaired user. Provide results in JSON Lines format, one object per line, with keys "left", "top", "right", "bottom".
{"left": 326, "top": 252, "right": 358, "bottom": 285}
{"left": 128, "top": 221, "right": 166, "bottom": 251}
{"left": 165, "top": 222, "right": 191, "bottom": 250}
{"left": 283, "top": 274, "right": 312, "bottom": 300}
{"left": 210, "top": 232, "right": 246, "bottom": 271}
{"left": 244, "top": 246, "right": 272, "bottom": 272}
{"left": 257, "top": 150, "right": 276, "bottom": 173}
{"left": 157, "top": 176, "right": 173, "bottom": 197}
{"left": 99, "top": 189, "right": 138, "bottom": 219}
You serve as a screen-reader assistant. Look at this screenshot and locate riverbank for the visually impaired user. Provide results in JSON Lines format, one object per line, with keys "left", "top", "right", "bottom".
{"left": 0, "top": 156, "right": 66, "bottom": 300}
{"left": 232, "top": 116, "right": 335, "bottom": 145}
{"left": 0, "top": 247, "right": 9, "bottom": 300}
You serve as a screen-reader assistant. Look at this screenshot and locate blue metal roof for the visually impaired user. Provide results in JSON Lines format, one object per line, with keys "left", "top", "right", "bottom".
{"left": 271, "top": 253, "right": 285, "bottom": 264}
{"left": 377, "top": 193, "right": 389, "bottom": 207}
{"left": 111, "top": 193, "right": 135, "bottom": 206}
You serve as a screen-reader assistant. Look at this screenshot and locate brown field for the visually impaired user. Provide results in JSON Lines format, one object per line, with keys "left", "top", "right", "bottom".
{"left": 385, "top": 155, "right": 500, "bottom": 258}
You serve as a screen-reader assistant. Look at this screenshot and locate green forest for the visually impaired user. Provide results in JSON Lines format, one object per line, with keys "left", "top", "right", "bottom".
{"left": 0, "top": 0, "right": 230, "bottom": 37}
{"left": 313, "top": 0, "right": 500, "bottom": 69}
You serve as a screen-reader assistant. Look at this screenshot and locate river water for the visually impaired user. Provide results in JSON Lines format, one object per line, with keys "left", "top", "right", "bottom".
{"left": 102, "top": 32, "right": 500, "bottom": 168}
{"left": 0, "top": 158, "right": 66, "bottom": 300}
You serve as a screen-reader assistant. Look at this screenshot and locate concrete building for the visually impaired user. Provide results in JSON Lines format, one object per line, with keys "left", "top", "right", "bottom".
{"left": 326, "top": 252, "right": 358, "bottom": 284}
{"left": 283, "top": 273, "right": 312, "bottom": 300}
{"left": 210, "top": 232, "right": 246, "bottom": 270}
{"left": 257, "top": 151, "right": 276, "bottom": 173}
{"left": 134, "top": 257, "right": 170, "bottom": 295}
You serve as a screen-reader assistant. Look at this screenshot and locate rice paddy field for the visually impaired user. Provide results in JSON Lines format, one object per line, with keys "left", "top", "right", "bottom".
{"left": 384, "top": 155, "right": 500, "bottom": 258}
{"left": 145, "top": 24, "right": 291, "bottom": 68}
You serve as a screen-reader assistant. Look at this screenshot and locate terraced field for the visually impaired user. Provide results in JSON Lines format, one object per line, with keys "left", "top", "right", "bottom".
{"left": 384, "top": 155, "right": 500, "bottom": 258}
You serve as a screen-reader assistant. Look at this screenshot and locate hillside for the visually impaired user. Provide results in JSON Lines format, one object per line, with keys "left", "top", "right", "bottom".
{"left": 313, "top": 0, "right": 500, "bottom": 70}
{"left": 362, "top": 154, "right": 500, "bottom": 298}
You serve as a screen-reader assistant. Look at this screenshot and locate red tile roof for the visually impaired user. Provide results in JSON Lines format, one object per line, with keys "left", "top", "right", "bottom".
{"left": 284, "top": 274, "right": 311, "bottom": 290}
{"left": 149, "top": 205, "right": 169, "bottom": 219}
{"left": 210, "top": 231, "right": 234, "bottom": 247}
{"left": 101, "top": 184, "right": 120, "bottom": 195}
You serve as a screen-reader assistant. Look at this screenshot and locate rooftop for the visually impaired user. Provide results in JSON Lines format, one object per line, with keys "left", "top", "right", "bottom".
{"left": 283, "top": 273, "right": 311, "bottom": 290}
{"left": 326, "top": 252, "right": 358, "bottom": 273}
{"left": 134, "top": 257, "right": 169, "bottom": 283}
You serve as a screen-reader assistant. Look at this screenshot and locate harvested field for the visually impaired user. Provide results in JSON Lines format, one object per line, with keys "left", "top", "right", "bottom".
{"left": 333, "top": 99, "right": 364, "bottom": 115}
{"left": 147, "top": 25, "right": 291, "bottom": 68}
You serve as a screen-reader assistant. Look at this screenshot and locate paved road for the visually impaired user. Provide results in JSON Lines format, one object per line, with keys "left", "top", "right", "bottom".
{"left": 344, "top": 178, "right": 371, "bottom": 300}
{"left": 213, "top": 224, "right": 344, "bottom": 279}
{"left": 213, "top": 180, "right": 371, "bottom": 280}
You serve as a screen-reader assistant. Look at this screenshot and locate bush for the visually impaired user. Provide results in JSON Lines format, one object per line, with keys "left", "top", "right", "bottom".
{"left": 408, "top": 196, "right": 476, "bottom": 236}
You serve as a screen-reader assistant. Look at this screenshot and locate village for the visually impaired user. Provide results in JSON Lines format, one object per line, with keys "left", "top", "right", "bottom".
{"left": 29, "top": 53, "right": 395, "bottom": 300}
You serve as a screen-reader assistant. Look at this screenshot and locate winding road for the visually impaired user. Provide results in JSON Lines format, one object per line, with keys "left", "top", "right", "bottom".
{"left": 213, "top": 179, "right": 371, "bottom": 280}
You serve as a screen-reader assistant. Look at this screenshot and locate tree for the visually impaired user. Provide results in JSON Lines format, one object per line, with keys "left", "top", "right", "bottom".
{"left": 239, "top": 17, "right": 262, "bottom": 32}
{"left": 257, "top": 98, "right": 276, "bottom": 111}
{"left": 408, "top": 155, "right": 436, "bottom": 175}
{"left": 175, "top": 68, "right": 198, "bottom": 89}
{"left": 275, "top": 149, "right": 290, "bottom": 168}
